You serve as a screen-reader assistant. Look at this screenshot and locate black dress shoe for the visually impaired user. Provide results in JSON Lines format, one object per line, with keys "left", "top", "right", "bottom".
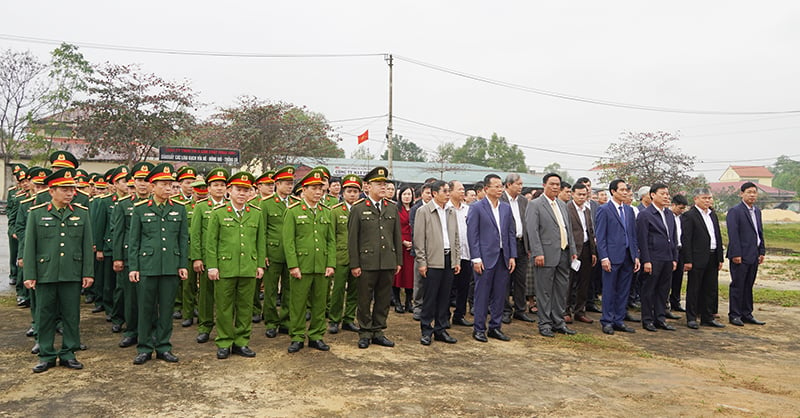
{"left": 105, "top": 315, "right": 112, "bottom": 322}
{"left": 452, "top": 317, "right": 474, "bottom": 327}
{"left": 473, "top": 331, "right": 488, "bottom": 342}
{"left": 265, "top": 328, "right": 278, "bottom": 338}
{"left": 156, "top": 351, "right": 179, "bottom": 362}
{"left": 357, "top": 338, "right": 370, "bottom": 349}
{"left": 602, "top": 325, "right": 615, "bottom": 335}
{"left": 664, "top": 311, "right": 681, "bottom": 320}
{"left": 729, "top": 317, "right": 745, "bottom": 326}
{"left": 372, "top": 336, "right": 395, "bottom": 347}
{"left": 687, "top": 321, "right": 699, "bottom": 329}
{"left": 672, "top": 305, "right": 686, "bottom": 312}
{"left": 56, "top": 327, "right": 63, "bottom": 335}
{"left": 513, "top": 312, "right": 536, "bottom": 323}
{"left": 31, "top": 343, "right": 40, "bottom": 354}
{"left": 79, "top": 343, "right": 88, "bottom": 351}
{"left": 252, "top": 314, "right": 262, "bottom": 324}
{"left": 217, "top": 347, "right": 231, "bottom": 359}
{"left": 701, "top": 320, "right": 726, "bottom": 328}
{"left": 111, "top": 324, "right": 122, "bottom": 333}
{"left": 539, "top": 328, "right": 555, "bottom": 338}
{"left": 328, "top": 323, "right": 340, "bottom": 334}
{"left": 412, "top": 312, "right": 421, "bottom": 321}
{"left": 32, "top": 360, "right": 56, "bottom": 373}
{"left": 501, "top": 312, "right": 512, "bottom": 324}
{"left": 172, "top": 311, "right": 182, "bottom": 320}
{"left": 341, "top": 322, "right": 360, "bottom": 332}
{"left": 655, "top": 322, "right": 676, "bottom": 331}
{"left": 133, "top": 352, "right": 152, "bottom": 365}
{"left": 308, "top": 340, "right": 330, "bottom": 351}
{"left": 643, "top": 322, "right": 657, "bottom": 332}
{"left": 232, "top": 345, "right": 257, "bottom": 357}
{"left": 278, "top": 327, "right": 289, "bottom": 334}
{"left": 586, "top": 303, "right": 602, "bottom": 313}
{"left": 420, "top": 335, "right": 432, "bottom": 345}
{"left": 554, "top": 326, "right": 577, "bottom": 335}
{"left": 181, "top": 318, "right": 193, "bottom": 327}
{"left": 60, "top": 358, "right": 84, "bottom": 369}
{"left": 488, "top": 328, "right": 510, "bottom": 341}
{"left": 613, "top": 324, "right": 636, "bottom": 333}
{"left": 119, "top": 336, "right": 137, "bottom": 347}
{"left": 624, "top": 313, "right": 641, "bottom": 322}
{"left": 91, "top": 305, "right": 105, "bottom": 313}
{"left": 288, "top": 341, "right": 304, "bottom": 353}
{"left": 196, "top": 333, "right": 210, "bottom": 343}
{"left": 84, "top": 296, "right": 95, "bottom": 304}
{"left": 434, "top": 331, "right": 457, "bottom": 344}
{"left": 394, "top": 305, "right": 405, "bottom": 314}
{"left": 743, "top": 317, "right": 766, "bottom": 325}
{"left": 25, "top": 327, "right": 35, "bottom": 337}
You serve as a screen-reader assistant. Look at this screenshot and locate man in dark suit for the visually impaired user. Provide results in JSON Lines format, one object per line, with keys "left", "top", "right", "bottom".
{"left": 725, "top": 182, "right": 766, "bottom": 326}
{"left": 635, "top": 184, "right": 678, "bottom": 332}
{"left": 576, "top": 177, "right": 602, "bottom": 314}
{"left": 466, "top": 174, "right": 517, "bottom": 343}
{"left": 527, "top": 173, "right": 578, "bottom": 337}
{"left": 681, "top": 189, "right": 725, "bottom": 329}
{"left": 500, "top": 173, "right": 534, "bottom": 323}
{"left": 566, "top": 182, "right": 597, "bottom": 324}
{"left": 595, "top": 179, "right": 640, "bottom": 335}
{"left": 669, "top": 194, "right": 689, "bottom": 313}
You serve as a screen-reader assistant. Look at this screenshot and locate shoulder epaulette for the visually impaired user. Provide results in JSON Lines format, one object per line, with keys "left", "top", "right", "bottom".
{"left": 30, "top": 202, "right": 48, "bottom": 211}
{"left": 76, "top": 189, "right": 90, "bottom": 197}
{"left": 21, "top": 196, "right": 36, "bottom": 204}
{"left": 73, "top": 203, "right": 89, "bottom": 211}
{"left": 331, "top": 202, "right": 345, "bottom": 209}
{"left": 14, "top": 190, "right": 28, "bottom": 197}
{"left": 195, "top": 197, "right": 208, "bottom": 203}
{"left": 171, "top": 199, "right": 188, "bottom": 206}
{"left": 248, "top": 203, "right": 262, "bottom": 211}
{"left": 134, "top": 199, "right": 150, "bottom": 207}
{"left": 319, "top": 203, "right": 329, "bottom": 210}
{"left": 212, "top": 204, "right": 229, "bottom": 211}
{"left": 289, "top": 195, "right": 302, "bottom": 202}
{"left": 8, "top": 185, "right": 17, "bottom": 190}
{"left": 353, "top": 198, "right": 365, "bottom": 206}
{"left": 37, "top": 188, "right": 50, "bottom": 195}
{"left": 288, "top": 201, "right": 301, "bottom": 209}
{"left": 261, "top": 193, "right": 275, "bottom": 201}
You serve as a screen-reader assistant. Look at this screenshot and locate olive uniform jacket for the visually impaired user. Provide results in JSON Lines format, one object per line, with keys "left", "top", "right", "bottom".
{"left": 347, "top": 197, "right": 403, "bottom": 271}
{"left": 23, "top": 202, "right": 94, "bottom": 283}
{"left": 189, "top": 198, "right": 226, "bottom": 263}
{"left": 128, "top": 198, "right": 189, "bottom": 276}
{"left": 259, "top": 194, "right": 300, "bottom": 265}
{"left": 282, "top": 201, "right": 336, "bottom": 274}
{"left": 205, "top": 202, "right": 266, "bottom": 278}
{"left": 330, "top": 201, "right": 354, "bottom": 266}
{"left": 111, "top": 195, "right": 148, "bottom": 262}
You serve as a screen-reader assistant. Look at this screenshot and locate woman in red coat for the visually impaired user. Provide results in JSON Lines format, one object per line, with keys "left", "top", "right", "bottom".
{"left": 392, "top": 186, "right": 415, "bottom": 313}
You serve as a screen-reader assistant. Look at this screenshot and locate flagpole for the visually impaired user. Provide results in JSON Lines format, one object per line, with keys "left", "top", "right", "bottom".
{"left": 385, "top": 54, "right": 393, "bottom": 179}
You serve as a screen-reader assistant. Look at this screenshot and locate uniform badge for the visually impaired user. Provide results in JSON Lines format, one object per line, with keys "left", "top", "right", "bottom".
{"left": 41, "top": 217, "right": 53, "bottom": 221}
{"left": 168, "top": 211, "right": 179, "bottom": 216}
{"left": 224, "top": 218, "right": 234, "bottom": 221}
{"left": 69, "top": 216, "right": 80, "bottom": 221}
{"left": 298, "top": 215, "right": 308, "bottom": 219}
{"left": 363, "top": 211, "right": 373, "bottom": 215}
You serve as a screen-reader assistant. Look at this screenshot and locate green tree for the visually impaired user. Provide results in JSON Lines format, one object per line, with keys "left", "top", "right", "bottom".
{"left": 543, "top": 162, "right": 574, "bottom": 184}
{"left": 771, "top": 155, "right": 800, "bottom": 193}
{"left": 381, "top": 134, "right": 426, "bottom": 162}
{"left": 595, "top": 131, "right": 705, "bottom": 193}
{"left": 446, "top": 133, "right": 527, "bottom": 172}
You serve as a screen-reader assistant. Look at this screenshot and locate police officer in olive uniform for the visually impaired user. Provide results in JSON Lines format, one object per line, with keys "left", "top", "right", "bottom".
{"left": 206, "top": 172, "right": 265, "bottom": 359}
{"left": 24, "top": 168, "right": 94, "bottom": 373}
{"left": 283, "top": 169, "right": 336, "bottom": 353}
{"left": 191, "top": 168, "right": 229, "bottom": 344}
{"left": 348, "top": 166, "right": 403, "bottom": 349}
{"left": 174, "top": 166, "right": 198, "bottom": 324}
{"left": 111, "top": 162, "right": 153, "bottom": 348}
{"left": 327, "top": 174, "right": 363, "bottom": 334}
{"left": 128, "top": 163, "right": 189, "bottom": 365}
{"left": 256, "top": 171, "right": 275, "bottom": 199}
{"left": 314, "top": 166, "right": 339, "bottom": 208}
{"left": 249, "top": 171, "right": 274, "bottom": 322}
{"left": 259, "top": 165, "right": 299, "bottom": 338}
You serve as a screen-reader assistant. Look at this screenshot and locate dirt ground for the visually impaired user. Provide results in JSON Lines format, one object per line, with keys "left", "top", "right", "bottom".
{"left": 1, "top": 218, "right": 799, "bottom": 417}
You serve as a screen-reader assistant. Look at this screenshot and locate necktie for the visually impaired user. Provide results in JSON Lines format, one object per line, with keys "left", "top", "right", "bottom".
{"left": 376, "top": 201, "right": 381, "bottom": 213}
{"left": 619, "top": 205, "right": 629, "bottom": 248}
{"left": 550, "top": 199, "right": 568, "bottom": 250}
{"left": 662, "top": 208, "right": 670, "bottom": 239}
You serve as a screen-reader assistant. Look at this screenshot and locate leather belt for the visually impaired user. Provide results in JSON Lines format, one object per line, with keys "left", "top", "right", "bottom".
{"left": 444, "top": 249, "right": 451, "bottom": 255}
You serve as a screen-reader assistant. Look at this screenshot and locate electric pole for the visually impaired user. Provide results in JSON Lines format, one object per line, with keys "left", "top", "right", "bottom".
{"left": 385, "top": 54, "right": 393, "bottom": 178}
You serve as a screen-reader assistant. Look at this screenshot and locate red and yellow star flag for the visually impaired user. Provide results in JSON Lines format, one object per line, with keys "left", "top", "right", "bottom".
{"left": 357, "top": 130, "right": 369, "bottom": 144}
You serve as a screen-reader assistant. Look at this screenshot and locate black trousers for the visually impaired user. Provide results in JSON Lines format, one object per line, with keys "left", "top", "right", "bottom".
{"left": 640, "top": 260, "right": 672, "bottom": 325}
{"left": 504, "top": 238, "right": 527, "bottom": 315}
{"left": 669, "top": 252, "right": 684, "bottom": 309}
{"left": 420, "top": 255, "right": 454, "bottom": 337}
{"left": 567, "top": 245, "right": 592, "bottom": 316}
{"left": 451, "top": 259, "right": 471, "bottom": 320}
{"left": 686, "top": 253, "right": 719, "bottom": 323}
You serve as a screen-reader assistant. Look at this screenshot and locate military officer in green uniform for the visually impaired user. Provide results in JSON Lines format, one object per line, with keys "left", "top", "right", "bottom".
{"left": 7, "top": 163, "right": 28, "bottom": 289}
{"left": 283, "top": 169, "right": 336, "bottom": 353}
{"left": 128, "top": 163, "right": 189, "bottom": 365}
{"left": 35, "top": 152, "right": 91, "bottom": 208}
{"left": 191, "top": 168, "right": 229, "bottom": 344}
{"left": 173, "top": 165, "right": 198, "bottom": 323}
{"left": 259, "top": 165, "right": 299, "bottom": 338}
{"left": 348, "top": 166, "right": 403, "bottom": 349}
{"left": 23, "top": 168, "right": 94, "bottom": 373}
{"left": 111, "top": 162, "right": 153, "bottom": 348}
{"left": 327, "top": 174, "right": 363, "bottom": 334}
{"left": 205, "top": 172, "right": 265, "bottom": 359}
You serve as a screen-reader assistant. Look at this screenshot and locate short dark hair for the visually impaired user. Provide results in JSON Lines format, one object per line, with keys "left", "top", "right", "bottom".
{"left": 649, "top": 183, "right": 668, "bottom": 197}
{"left": 576, "top": 177, "right": 590, "bottom": 185}
{"left": 429, "top": 180, "right": 447, "bottom": 194}
{"left": 483, "top": 174, "right": 501, "bottom": 186}
{"left": 671, "top": 194, "right": 689, "bottom": 206}
{"left": 473, "top": 181, "right": 484, "bottom": 192}
{"left": 572, "top": 182, "right": 587, "bottom": 191}
{"left": 560, "top": 181, "right": 572, "bottom": 190}
{"left": 542, "top": 172, "right": 562, "bottom": 184}
{"left": 329, "top": 177, "right": 341, "bottom": 184}
{"left": 424, "top": 177, "right": 438, "bottom": 184}
{"left": 741, "top": 182, "right": 757, "bottom": 192}
{"left": 609, "top": 179, "right": 625, "bottom": 193}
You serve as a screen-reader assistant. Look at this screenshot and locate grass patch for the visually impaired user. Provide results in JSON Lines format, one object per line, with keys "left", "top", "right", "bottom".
{"left": 718, "top": 285, "right": 800, "bottom": 307}
{"left": 721, "top": 223, "right": 800, "bottom": 253}
{"left": 0, "top": 294, "right": 18, "bottom": 308}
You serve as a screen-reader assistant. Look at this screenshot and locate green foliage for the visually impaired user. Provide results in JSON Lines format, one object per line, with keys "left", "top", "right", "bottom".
{"left": 771, "top": 155, "right": 800, "bottom": 193}
{"left": 543, "top": 162, "right": 574, "bottom": 184}
{"left": 442, "top": 133, "right": 527, "bottom": 172}
{"left": 381, "top": 135, "right": 425, "bottom": 162}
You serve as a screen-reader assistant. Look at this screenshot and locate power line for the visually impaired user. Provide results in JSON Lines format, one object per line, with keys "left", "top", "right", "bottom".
{"left": 393, "top": 55, "right": 800, "bottom": 116}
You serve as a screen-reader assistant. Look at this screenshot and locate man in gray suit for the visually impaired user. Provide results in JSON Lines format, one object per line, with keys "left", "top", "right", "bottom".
{"left": 526, "top": 173, "right": 578, "bottom": 337}
{"left": 500, "top": 173, "right": 535, "bottom": 323}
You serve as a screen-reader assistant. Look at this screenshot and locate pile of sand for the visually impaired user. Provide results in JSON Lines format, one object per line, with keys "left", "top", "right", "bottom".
{"left": 762, "top": 209, "right": 800, "bottom": 222}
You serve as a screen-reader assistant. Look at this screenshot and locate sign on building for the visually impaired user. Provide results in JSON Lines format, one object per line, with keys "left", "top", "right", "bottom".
{"left": 159, "top": 146, "right": 240, "bottom": 165}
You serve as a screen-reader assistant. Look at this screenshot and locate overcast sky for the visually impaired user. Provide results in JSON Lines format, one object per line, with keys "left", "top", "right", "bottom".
{"left": 3, "top": 1, "right": 800, "bottom": 183}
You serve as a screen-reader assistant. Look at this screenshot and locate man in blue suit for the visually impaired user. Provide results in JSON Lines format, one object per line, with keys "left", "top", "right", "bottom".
{"left": 726, "top": 182, "right": 766, "bottom": 326}
{"left": 636, "top": 184, "right": 679, "bottom": 332}
{"left": 466, "top": 174, "right": 517, "bottom": 343}
{"left": 595, "top": 179, "right": 640, "bottom": 335}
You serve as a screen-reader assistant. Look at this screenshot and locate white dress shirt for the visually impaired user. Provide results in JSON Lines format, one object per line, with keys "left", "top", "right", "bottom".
{"left": 505, "top": 191, "right": 523, "bottom": 239}
{"left": 697, "top": 205, "right": 717, "bottom": 250}
{"left": 446, "top": 200, "right": 470, "bottom": 260}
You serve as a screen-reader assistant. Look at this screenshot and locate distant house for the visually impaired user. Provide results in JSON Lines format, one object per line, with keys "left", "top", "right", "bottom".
{"left": 719, "top": 165, "right": 774, "bottom": 187}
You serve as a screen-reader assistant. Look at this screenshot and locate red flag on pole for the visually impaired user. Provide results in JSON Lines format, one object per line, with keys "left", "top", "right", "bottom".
{"left": 357, "top": 130, "right": 369, "bottom": 144}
